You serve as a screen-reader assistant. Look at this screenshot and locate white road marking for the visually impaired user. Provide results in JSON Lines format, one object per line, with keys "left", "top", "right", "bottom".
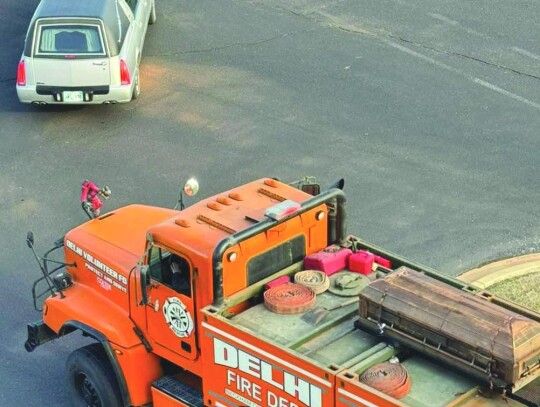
{"left": 314, "top": 11, "right": 540, "bottom": 111}
{"left": 389, "top": 0, "right": 411, "bottom": 7}
{"left": 382, "top": 39, "right": 540, "bottom": 112}
{"left": 383, "top": 39, "right": 457, "bottom": 71}
{"left": 512, "top": 46, "right": 540, "bottom": 61}
{"left": 473, "top": 78, "right": 540, "bottom": 110}
{"left": 428, "top": 13, "right": 487, "bottom": 38}
{"left": 428, "top": 13, "right": 458, "bottom": 26}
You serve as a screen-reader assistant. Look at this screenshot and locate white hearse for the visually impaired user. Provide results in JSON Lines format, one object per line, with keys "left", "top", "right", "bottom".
{"left": 16, "top": 0, "right": 156, "bottom": 104}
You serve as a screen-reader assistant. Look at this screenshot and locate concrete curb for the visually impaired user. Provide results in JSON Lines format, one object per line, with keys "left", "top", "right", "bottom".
{"left": 458, "top": 253, "right": 540, "bottom": 289}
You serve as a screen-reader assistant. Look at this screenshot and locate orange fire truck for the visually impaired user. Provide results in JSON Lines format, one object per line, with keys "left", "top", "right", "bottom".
{"left": 25, "top": 177, "right": 540, "bottom": 407}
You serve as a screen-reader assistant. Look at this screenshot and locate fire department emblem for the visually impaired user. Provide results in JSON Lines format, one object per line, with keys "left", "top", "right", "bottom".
{"left": 163, "top": 297, "right": 194, "bottom": 338}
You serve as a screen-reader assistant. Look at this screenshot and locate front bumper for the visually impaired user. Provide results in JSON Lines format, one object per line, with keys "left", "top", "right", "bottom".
{"left": 24, "top": 320, "right": 58, "bottom": 352}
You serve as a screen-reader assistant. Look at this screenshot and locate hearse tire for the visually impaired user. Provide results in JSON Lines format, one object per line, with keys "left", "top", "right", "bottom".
{"left": 149, "top": 1, "right": 156, "bottom": 24}
{"left": 67, "top": 344, "right": 123, "bottom": 407}
{"left": 132, "top": 73, "right": 140, "bottom": 100}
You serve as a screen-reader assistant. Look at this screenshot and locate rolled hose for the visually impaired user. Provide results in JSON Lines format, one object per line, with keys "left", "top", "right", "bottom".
{"left": 294, "top": 270, "right": 330, "bottom": 294}
{"left": 264, "top": 283, "right": 316, "bottom": 314}
{"left": 359, "top": 362, "right": 411, "bottom": 399}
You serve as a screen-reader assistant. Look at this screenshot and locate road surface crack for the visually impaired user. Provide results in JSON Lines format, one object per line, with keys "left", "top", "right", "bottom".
{"left": 276, "top": 8, "right": 540, "bottom": 82}
{"left": 147, "top": 29, "right": 317, "bottom": 57}
{"left": 270, "top": 0, "right": 350, "bottom": 18}
{"left": 392, "top": 35, "right": 540, "bottom": 81}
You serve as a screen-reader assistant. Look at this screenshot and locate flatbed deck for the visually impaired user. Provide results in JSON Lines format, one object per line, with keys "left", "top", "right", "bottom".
{"left": 230, "top": 288, "right": 490, "bottom": 407}
{"left": 206, "top": 235, "right": 539, "bottom": 406}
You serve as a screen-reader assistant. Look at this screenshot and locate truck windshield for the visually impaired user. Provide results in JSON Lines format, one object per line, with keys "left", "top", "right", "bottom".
{"left": 36, "top": 24, "right": 105, "bottom": 56}
{"left": 247, "top": 235, "right": 305, "bottom": 285}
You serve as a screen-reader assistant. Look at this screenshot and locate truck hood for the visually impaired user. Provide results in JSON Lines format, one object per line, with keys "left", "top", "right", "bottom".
{"left": 66, "top": 204, "right": 178, "bottom": 260}
{"left": 62, "top": 205, "right": 178, "bottom": 310}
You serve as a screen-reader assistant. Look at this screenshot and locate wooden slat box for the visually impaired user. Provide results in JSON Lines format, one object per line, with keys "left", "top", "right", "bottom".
{"left": 356, "top": 267, "right": 540, "bottom": 391}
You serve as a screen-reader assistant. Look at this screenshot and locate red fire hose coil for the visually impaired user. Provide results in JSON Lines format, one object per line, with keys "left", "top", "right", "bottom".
{"left": 264, "top": 283, "right": 316, "bottom": 314}
{"left": 359, "top": 362, "right": 411, "bottom": 400}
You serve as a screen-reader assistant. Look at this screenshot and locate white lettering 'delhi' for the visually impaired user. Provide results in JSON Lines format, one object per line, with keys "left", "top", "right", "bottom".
{"left": 214, "top": 337, "right": 322, "bottom": 407}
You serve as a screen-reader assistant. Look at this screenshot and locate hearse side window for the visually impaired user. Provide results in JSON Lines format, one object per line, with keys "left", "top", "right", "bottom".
{"left": 247, "top": 235, "right": 306, "bottom": 285}
{"left": 37, "top": 24, "right": 106, "bottom": 56}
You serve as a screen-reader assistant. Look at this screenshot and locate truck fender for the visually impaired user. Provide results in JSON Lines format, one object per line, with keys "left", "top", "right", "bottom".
{"left": 60, "top": 321, "right": 131, "bottom": 407}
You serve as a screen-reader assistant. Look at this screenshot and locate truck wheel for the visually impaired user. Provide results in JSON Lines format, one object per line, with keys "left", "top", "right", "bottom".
{"left": 67, "top": 344, "right": 123, "bottom": 407}
{"left": 149, "top": 0, "right": 156, "bottom": 24}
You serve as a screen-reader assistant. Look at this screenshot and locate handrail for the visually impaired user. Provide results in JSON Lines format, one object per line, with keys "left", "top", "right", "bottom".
{"left": 31, "top": 263, "right": 65, "bottom": 311}
{"left": 30, "top": 241, "right": 71, "bottom": 311}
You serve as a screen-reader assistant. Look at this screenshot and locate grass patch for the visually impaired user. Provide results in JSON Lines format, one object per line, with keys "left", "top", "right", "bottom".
{"left": 488, "top": 272, "right": 540, "bottom": 312}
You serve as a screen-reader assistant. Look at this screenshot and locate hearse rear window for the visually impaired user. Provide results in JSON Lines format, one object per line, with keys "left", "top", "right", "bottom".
{"left": 36, "top": 25, "right": 106, "bottom": 56}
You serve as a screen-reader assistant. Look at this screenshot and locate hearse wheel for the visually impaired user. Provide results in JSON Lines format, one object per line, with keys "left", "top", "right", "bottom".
{"left": 67, "top": 344, "right": 123, "bottom": 407}
{"left": 132, "top": 72, "right": 141, "bottom": 100}
{"left": 149, "top": 0, "right": 157, "bottom": 24}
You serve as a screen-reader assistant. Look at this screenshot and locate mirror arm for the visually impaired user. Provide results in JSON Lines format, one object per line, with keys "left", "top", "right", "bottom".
{"left": 139, "top": 265, "right": 149, "bottom": 305}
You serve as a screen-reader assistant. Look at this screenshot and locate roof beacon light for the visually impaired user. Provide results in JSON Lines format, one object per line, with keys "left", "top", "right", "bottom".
{"left": 265, "top": 200, "right": 301, "bottom": 221}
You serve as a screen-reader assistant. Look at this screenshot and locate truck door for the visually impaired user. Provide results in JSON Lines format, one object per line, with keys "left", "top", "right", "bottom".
{"left": 145, "top": 246, "right": 198, "bottom": 360}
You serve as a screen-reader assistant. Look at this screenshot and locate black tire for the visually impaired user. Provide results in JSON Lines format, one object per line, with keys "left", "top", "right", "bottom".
{"left": 132, "top": 72, "right": 140, "bottom": 100}
{"left": 67, "top": 344, "right": 123, "bottom": 407}
{"left": 148, "top": 0, "right": 156, "bottom": 24}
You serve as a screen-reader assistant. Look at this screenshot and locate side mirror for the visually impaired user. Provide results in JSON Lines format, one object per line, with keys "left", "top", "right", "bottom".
{"left": 183, "top": 178, "right": 199, "bottom": 197}
{"left": 175, "top": 178, "right": 199, "bottom": 210}
{"left": 26, "top": 231, "right": 35, "bottom": 249}
{"left": 139, "top": 265, "right": 149, "bottom": 305}
{"left": 54, "top": 237, "right": 64, "bottom": 248}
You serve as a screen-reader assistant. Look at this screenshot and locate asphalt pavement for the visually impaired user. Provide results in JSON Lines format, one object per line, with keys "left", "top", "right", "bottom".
{"left": 1, "top": 0, "right": 539, "bottom": 405}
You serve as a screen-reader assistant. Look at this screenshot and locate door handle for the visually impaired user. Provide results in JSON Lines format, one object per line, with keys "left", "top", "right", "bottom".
{"left": 92, "top": 61, "right": 107, "bottom": 66}
{"left": 146, "top": 296, "right": 160, "bottom": 312}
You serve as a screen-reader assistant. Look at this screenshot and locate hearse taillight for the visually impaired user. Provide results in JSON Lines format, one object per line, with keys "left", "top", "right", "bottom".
{"left": 120, "top": 60, "right": 130, "bottom": 85}
{"left": 17, "top": 60, "right": 26, "bottom": 86}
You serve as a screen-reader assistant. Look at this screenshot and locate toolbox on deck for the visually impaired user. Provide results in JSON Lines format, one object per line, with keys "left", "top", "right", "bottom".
{"left": 356, "top": 267, "right": 540, "bottom": 391}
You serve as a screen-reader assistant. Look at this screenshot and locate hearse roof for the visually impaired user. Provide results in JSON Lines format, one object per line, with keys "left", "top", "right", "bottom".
{"left": 34, "top": 0, "right": 119, "bottom": 21}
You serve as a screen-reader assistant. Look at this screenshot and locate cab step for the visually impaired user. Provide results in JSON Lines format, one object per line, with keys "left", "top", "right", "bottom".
{"left": 152, "top": 375, "right": 204, "bottom": 407}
